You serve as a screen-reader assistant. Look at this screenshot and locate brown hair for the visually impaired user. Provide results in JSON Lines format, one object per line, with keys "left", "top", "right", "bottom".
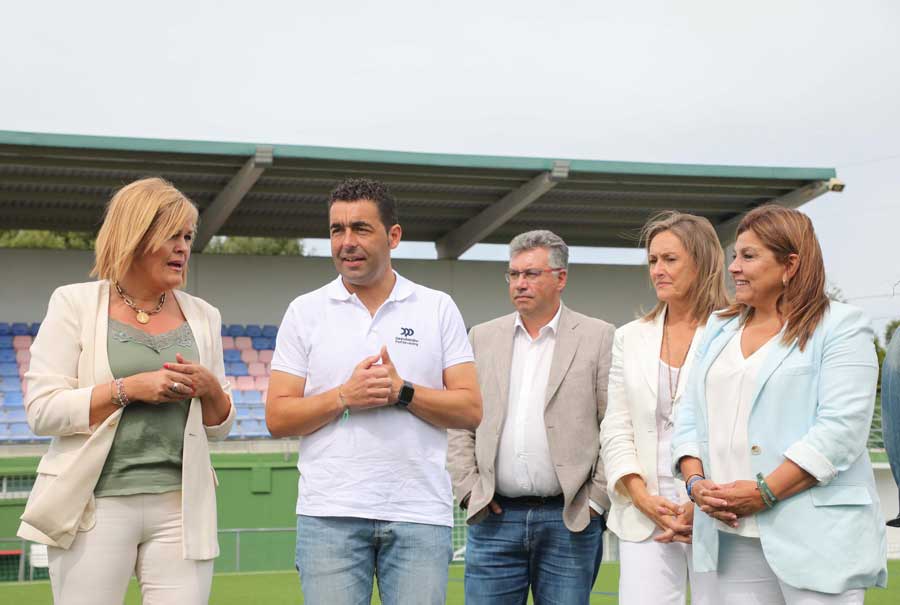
{"left": 92, "top": 177, "right": 198, "bottom": 285}
{"left": 718, "top": 204, "right": 829, "bottom": 351}
{"left": 640, "top": 211, "right": 730, "bottom": 324}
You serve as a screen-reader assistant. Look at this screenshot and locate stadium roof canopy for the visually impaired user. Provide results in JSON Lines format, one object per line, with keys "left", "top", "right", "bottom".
{"left": 0, "top": 130, "right": 841, "bottom": 259}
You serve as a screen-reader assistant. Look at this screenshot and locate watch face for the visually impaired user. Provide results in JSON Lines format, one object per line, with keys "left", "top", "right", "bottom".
{"left": 399, "top": 382, "right": 414, "bottom": 405}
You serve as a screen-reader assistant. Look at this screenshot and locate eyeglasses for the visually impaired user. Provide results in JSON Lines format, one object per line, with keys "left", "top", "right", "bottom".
{"left": 504, "top": 268, "right": 565, "bottom": 283}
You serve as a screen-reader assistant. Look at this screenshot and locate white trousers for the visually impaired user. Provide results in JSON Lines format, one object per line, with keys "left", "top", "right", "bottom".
{"left": 710, "top": 533, "right": 865, "bottom": 604}
{"left": 618, "top": 531, "right": 716, "bottom": 605}
{"left": 47, "top": 491, "right": 213, "bottom": 605}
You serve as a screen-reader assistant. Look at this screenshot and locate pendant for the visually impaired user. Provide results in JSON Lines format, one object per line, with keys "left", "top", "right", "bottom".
{"left": 136, "top": 310, "right": 150, "bottom": 324}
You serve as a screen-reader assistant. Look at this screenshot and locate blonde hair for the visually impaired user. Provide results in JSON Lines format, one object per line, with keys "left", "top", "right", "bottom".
{"left": 92, "top": 177, "right": 198, "bottom": 285}
{"left": 640, "top": 211, "right": 730, "bottom": 324}
{"left": 718, "top": 205, "right": 828, "bottom": 351}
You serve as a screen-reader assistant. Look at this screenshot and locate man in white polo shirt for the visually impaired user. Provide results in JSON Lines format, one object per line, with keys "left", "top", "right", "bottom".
{"left": 266, "top": 178, "right": 482, "bottom": 605}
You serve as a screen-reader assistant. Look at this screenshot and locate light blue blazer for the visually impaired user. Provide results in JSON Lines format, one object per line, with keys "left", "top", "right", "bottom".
{"left": 671, "top": 302, "right": 887, "bottom": 594}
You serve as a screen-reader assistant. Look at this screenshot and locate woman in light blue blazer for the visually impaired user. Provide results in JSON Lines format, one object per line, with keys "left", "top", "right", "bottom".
{"left": 672, "top": 205, "right": 887, "bottom": 604}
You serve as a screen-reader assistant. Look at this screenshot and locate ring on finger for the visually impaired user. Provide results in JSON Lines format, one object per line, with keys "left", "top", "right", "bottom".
{"left": 169, "top": 382, "right": 182, "bottom": 393}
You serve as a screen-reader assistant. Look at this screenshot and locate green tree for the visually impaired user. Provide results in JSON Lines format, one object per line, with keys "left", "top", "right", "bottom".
{"left": 203, "top": 236, "right": 304, "bottom": 256}
{"left": 885, "top": 319, "right": 900, "bottom": 346}
{"left": 0, "top": 230, "right": 95, "bottom": 250}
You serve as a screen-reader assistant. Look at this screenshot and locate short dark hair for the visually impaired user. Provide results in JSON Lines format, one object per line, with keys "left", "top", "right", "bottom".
{"left": 329, "top": 178, "right": 398, "bottom": 231}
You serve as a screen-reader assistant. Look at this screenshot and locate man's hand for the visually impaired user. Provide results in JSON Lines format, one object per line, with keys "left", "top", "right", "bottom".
{"left": 379, "top": 345, "right": 404, "bottom": 403}
{"left": 341, "top": 353, "right": 393, "bottom": 410}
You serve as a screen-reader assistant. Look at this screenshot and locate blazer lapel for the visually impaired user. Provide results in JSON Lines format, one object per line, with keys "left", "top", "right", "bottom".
{"left": 544, "top": 306, "right": 580, "bottom": 409}
{"left": 640, "top": 310, "right": 665, "bottom": 399}
{"left": 174, "top": 290, "right": 210, "bottom": 367}
{"left": 673, "top": 323, "right": 705, "bottom": 402}
{"left": 693, "top": 317, "right": 740, "bottom": 421}
{"left": 92, "top": 280, "right": 114, "bottom": 387}
{"left": 749, "top": 333, "right": 797, "bottom": 412}
{"left": 492, "top": 315, "right": 517, "bottom": 423}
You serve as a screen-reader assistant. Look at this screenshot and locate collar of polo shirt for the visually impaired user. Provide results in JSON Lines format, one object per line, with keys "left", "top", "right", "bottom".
{"left": 327, "top": 271, "right": 415, "bottom": 303}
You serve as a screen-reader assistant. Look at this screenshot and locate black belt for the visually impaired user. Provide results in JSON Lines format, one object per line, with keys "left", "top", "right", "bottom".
{"left": 494, "top": 493, "right": 564, "bottom": 507}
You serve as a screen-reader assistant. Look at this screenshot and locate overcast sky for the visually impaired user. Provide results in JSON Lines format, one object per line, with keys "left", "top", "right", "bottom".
{"left": 2, "top": 1, "right": 898, "bottom": 335}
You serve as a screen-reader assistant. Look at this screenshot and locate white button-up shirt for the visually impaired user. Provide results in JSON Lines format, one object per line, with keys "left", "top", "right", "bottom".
{"left": 495, "top": 307, "right": 564, "bottom": 498}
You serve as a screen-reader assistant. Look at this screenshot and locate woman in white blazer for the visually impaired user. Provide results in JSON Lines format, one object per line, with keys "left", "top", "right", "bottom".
{"left": 600, "top": 211, "right": 728, "bottom": 604}
{"left": 674, "top": 205, "right": 886, "bottom": 604}
{"left": 18, "top": 178, "right": 235, "bottom": 605}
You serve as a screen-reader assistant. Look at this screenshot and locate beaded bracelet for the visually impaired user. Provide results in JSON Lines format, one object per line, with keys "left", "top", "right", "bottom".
{"left": 685, "top": 474, "right": 705, "bottom": 502}
{"left": 756, "top": 472, "right": 778, "bottom": 509}
{"left": 112, "top": 378, "right": 130, "bottom": 408}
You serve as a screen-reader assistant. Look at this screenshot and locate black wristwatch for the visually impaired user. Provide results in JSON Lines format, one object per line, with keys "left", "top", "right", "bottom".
{"left": 397, "top": 380, "right": 415, "bottom": 408}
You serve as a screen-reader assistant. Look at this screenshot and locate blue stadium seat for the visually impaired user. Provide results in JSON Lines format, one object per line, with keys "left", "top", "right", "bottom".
{"left": 0, "top": 381, "right": 22, "bottom": 393}
{"left": 226, "top": 324, "right": 246, "bottom": 337}
{"left": 0, "top": 350, "right": 15, "bottom": 363}
{"left": 0, "top": 336, "right": 12, "bottom": 348}
{"left": 224, "top": 350, "right": 242, "bottom": 363}
{"left": 262, "top": 325, "right": 278, "bottom": 339}
{"left": 4, "top": 409, "right": 26, "bottom": 422}
{"left": 11, "top": 323, "right": 28, "bottom": 335}
{"left": 9, "top": 422, "right": 33, "bottom": 441}
{"left": 243, "top": 390, "right": 263, "bottom": 404}
{"left": 221, "top": 324, "right": 228, "bottom": 337}
{"left": 0, "top": 323, "right": 9, "bottom": 336}
{"left": 0, "top": 364, "right": 18, "bottom": 377}
{"left": 231, "top": 391, "right": 244, "bottom": 404}
{"left": 244, "top": 325, "right": 262, "bottom": 338}
{"left": 236, "top": 406, "right": 252, "bottom": 419}
{"left": 227, "top": 362, "right": 249, "bottom": 377}
{"left": 251, "top": 337, "right": 272, "bottom": 351}
{"left": 29, "top": 322, "right": 41, "bottom": 336}
{"left": 1, "top": 391, "right": 24, "bottom": 404}
{"left": 240, "top": 419, "right": 267, "bottom": 438}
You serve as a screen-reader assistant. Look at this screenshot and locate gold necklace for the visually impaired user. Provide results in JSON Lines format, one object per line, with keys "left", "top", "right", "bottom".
{"left": 115, "top": 281, "right": 166, "bottom": 324}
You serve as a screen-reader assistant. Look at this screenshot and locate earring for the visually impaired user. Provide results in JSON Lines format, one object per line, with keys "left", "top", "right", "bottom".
{"left": 782, "top": 276, "right": 788, "bottom": 287}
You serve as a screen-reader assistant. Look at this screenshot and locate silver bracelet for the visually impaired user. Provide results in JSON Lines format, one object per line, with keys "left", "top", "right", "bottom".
{"left": 112, "top": 378, "right": 130, "bottom": 408}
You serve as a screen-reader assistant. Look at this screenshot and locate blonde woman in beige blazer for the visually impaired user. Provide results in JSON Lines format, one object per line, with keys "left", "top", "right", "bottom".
{"left": 599, "top": 212, "right": 728, "bottom": 605}
{"left": 18, "top": 178, "right": 234, "bottom": 605}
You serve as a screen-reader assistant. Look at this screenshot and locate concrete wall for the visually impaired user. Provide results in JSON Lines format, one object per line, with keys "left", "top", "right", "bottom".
{"left": 0, "top": 248, "right": 656, "bottom": 328}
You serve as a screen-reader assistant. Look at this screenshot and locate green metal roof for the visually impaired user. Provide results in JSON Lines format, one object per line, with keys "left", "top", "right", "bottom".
{"left": 0, "top": 129, "right": 839, "bottom": 248}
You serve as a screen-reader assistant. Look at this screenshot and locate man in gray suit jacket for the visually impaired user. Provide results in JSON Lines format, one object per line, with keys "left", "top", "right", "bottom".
{"left": 448, "top": 230, "right": 615, "bottom": 605}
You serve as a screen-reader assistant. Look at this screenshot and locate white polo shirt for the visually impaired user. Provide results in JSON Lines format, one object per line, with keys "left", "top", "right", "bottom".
{"left": 271, "top": 272, "right": 473, "bottom": 527}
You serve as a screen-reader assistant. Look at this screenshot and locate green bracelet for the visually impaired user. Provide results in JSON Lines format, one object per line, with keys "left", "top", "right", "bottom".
{"left": 756, "top": 472, "right": 778, "bottom": 509}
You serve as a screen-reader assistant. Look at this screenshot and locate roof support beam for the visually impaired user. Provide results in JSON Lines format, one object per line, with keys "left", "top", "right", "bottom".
{"left": 435, "top": 161, "right": 570, "bottom": 260}
{"left": 715, "top": 178, "right": 844, "bottom": 245}
{"left": 195, "top": 146, "right": 273, "bottom": 250}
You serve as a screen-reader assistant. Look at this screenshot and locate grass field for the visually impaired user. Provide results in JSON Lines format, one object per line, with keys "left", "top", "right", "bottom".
{"left": 0, "top": 562, "right": 897, "bottom": 604}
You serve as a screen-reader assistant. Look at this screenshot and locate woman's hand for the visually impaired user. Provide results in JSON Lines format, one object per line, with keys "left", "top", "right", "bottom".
{"left": 123, "top": 367, "right": 197, "bottom": 404}
{"left": 704, "top": 480, "right": 767, "bottom": 518}
{"left": 692, "top": 479, "right": 739, "bottom": 528}
{"left": 655, "top": 502, "right": 694, "bottom": 544}
{"left": 634, "top": 493, "right": 691, "bottom": 536}
{"left": 164, "top": 353, "right": 223, "bottom": 400}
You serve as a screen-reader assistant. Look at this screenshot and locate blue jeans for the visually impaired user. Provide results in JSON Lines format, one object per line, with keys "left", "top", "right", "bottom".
{"left": 464, "top": 497, "right": 605, "bottom": 605}
{"left": 295, "top": 515, "right": 452, "bottom": 605}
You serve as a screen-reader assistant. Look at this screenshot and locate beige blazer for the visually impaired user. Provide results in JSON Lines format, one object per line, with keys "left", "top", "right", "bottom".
{"left": 598, "top": 309, "right": 703, "bottom": 542}
{"left": 447, "top": 304, "right": 615, "bottom": 532}
{"left": 17, "top": 280, "right": 235, "bottom": 560}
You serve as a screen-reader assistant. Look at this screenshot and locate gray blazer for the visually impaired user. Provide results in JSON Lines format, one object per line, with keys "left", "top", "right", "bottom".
{"left": 447, "top": 304, "right": 615, "bottom": 532}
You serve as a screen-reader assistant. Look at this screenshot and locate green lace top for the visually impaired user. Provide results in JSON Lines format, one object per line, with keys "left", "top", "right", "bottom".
{"left": 94, "top": 319, "right": 197, "bottom": 497}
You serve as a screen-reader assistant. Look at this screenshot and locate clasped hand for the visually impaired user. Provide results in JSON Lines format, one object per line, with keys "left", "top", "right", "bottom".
{"left": 692, "top": 479, "right": 766, "bottom": 526}
{"left": 635, "top": 494, "right": 694, "bottom": 544}
{"left": 341, "top": 346, "right": 403, "bottom": 410}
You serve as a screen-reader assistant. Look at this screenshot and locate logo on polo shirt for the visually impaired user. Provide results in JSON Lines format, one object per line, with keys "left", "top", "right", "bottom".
{"left": 395, "top": 327, "right": 419, "bottom": 347}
